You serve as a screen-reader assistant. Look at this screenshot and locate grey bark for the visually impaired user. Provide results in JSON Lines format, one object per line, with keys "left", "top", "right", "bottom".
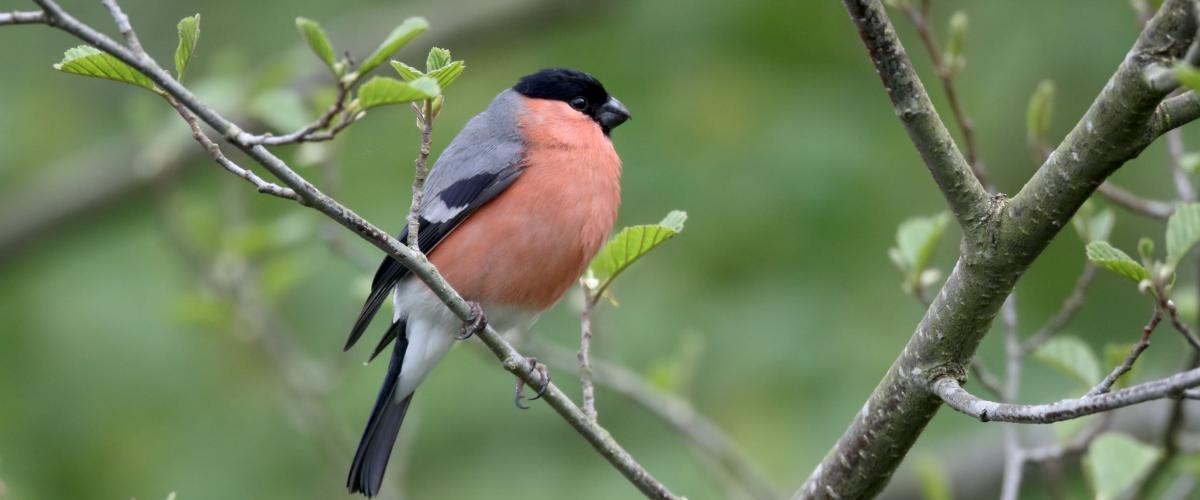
{"left": 797, "top": 1, "right": 1200, "bottom": 498}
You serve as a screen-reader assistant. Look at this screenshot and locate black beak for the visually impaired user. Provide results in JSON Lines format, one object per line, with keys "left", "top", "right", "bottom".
{"left": 597, "top": 97, "right": 630, "bottom": 133}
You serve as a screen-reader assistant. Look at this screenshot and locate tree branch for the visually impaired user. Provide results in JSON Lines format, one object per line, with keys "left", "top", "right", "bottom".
{"left": 1087, "top": 305, "right": 1162, "bottom": 397}
{"left": 900, "top": 4, "right": 988, "bottom": 187}
{"left": 579, "top": 290, "right": 599, "bottom": 421}
{"left": 163, "top": 96, "right": 298, "bottom": 201}
{"left": 0, "top": 10, "right": 44, "bottom": 25}
{"left": 406, "top": 99, "right": 434, "bottom": 249}
{"left": 800, "top": 1, "right": 1200, "bottom": 497}
{"left": 841, "top": 0, "right": 991, "bottom": 230}
{"left": 932, "top": 367, "right": 1200, "bottom": 423}
{"left": 22, "top": 1, "right": 679, "bottom": 497}
{"left": 1157, "top": 90, "right": 1200, "bottom": 133}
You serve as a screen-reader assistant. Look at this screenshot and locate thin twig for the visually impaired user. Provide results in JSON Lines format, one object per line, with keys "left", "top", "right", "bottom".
{"left": 247, "top": 82, "right": 357, "bottom": 145}
{"left": 406, "top": 99, "right": 434, "bottom": 249}
{"left": 579, "top": 290, "right": 599, "bottom": 421}
{"left": 1096, "top": 182, "right": 1174, "bottom": 220}
{"left": 841, "top": 0, "right": 990, "bottom": 229}
{"left": 1164, "top": 299, "right": 1200, "bottom": 350}
{"left": 23, "top": 1, "right": 678, "bottom": 496}
{"left": 164, "top": 96, "right": 298, "bottom": 201}
{"left": 533, "top": 342, "right": 782, "bottom": 500}
{"left": 1086, "top": 305, "right": 1162, "bottom": 397}
{"left": 0, "top": 10, "right": 45, "bottom": 25}
{"left": 932, "top": 365, "right": 1200, "bottom": 423}
{"left": 901, "top": 5, "right": 988, "bottom": 187}
{"left": 99, "top": 0, "right": 144, "bottom": 57}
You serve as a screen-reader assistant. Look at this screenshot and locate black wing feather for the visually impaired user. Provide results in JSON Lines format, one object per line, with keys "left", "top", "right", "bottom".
{"left": 343, "top": 169, "right": 521, "bottom": 353}
{"left": 347, "top": 320, "right": 412, "bottom": 496}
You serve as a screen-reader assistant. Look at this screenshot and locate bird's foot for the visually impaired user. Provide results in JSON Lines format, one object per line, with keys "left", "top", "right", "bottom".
{"left": 457, "top": 301, "right": 486, "bottom": 340}
{"left": 514, "top": 357, "right": 551, "bottom": 410}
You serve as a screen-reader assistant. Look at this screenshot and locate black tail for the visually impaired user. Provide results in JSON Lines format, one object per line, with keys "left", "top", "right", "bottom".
{"left": 348, "top": 320, "right": 412, "bottom": 497}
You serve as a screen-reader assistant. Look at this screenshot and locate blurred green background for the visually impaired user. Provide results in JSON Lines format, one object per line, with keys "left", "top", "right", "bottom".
{"left": 2, "top": 0, "right": 1198, "bottom": 498}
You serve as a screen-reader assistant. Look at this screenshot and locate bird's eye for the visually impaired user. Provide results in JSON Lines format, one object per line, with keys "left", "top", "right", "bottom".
{"left": 569, "top": 96, "right": 588, "bottom": 111}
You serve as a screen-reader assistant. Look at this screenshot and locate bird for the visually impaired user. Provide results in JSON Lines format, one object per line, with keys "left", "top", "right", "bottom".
{"left": 342, "top": 68, "right": 630, "bottom": 497}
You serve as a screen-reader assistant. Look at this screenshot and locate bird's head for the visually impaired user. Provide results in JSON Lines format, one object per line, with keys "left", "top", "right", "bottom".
{"left": 513, "top": 68, "right": 630, "bottom": 135}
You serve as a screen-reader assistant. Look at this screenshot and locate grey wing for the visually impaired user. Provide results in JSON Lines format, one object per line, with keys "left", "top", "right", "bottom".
{"left": 343, "top": 90, "right": 527, "bottom": 354}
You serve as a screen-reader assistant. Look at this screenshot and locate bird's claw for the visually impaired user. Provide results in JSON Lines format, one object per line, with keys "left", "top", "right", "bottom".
{"left": 514, "top": 357, "right": 551, "bottom": 410}
{"left": 457, "top": 301, "right": 486, "bottom": 340}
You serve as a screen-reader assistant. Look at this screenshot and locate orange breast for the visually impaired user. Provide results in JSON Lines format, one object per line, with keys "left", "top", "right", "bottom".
{"left": 429, "top": 98, "right": 622, "bottom": 311}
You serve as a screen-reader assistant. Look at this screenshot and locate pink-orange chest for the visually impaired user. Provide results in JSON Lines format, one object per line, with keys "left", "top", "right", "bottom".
{"left": 430, "top": 99, "right": 622, "bottom": 310}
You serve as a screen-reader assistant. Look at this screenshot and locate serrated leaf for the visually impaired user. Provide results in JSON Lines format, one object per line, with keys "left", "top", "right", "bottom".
{"left": 1086, "top": 241, "right": 1150, "bottom": 282}
{"left": 295, "top": 17, "right": 337, "bottom": 74}
{"left": 54, "top": 46, "right": 156, "bottom": 91}
{"left": 1033, "top": 335, "right": 1101, "bottom": 386}
{"left": 1167, "top": 203, "right": 1200, "bottom": 267}
{"left": 588, "top": 210, "right": 687, "bottom": 295}
{"left": 390, "top": 60, "right": 423, "bottom": 81}
{"left": 356, "top": 17, "right": 428, "bottom": 77}
{"left": 426, "top": 47, "right": 451, "bottom": 72}
{"left": 175, "top": 14, "right": 200, "bottom": 82}
{"left": 356, "top": 76, "right": 440, "bottom": 110}
{"left": 1084, "top": 433, "right": 1162, "bottom": 500}
{"left": 1175, "top": 63, "right": 1200, "bottom": 93}
{"left": 891, "top": 212, "right": 950, "bottom": 273}
{"left": 427, "top": 60, "right": 465, "bottom": 91}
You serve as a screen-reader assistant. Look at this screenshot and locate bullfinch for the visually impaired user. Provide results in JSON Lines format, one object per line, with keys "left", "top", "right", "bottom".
{"left": 342, "top": 68, "right": 630, "bottom": 496}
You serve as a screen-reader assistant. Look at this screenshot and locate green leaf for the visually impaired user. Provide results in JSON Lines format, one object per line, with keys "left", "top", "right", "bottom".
{"left": 426, "top": 47, "right": 451, "bottom": 72}
{"left": 175, "top": 14, "right": 200, "bottom": 82}
{"left": 1072, "top": 201, "right": 1114, "bottom": 243}
{"left": 891, "top": 212, "right": 951, "bottom": 273}
{"left": 588, "top": 210, "right": 687, "bottom": 295}
{"left": 356, "top": 76, "right": 440, "bottom": 110}
{"left": 1026, "top": 79, "right": 1055, "bottom": 147}
{"left": 295, "top": 17, "right": 338, "bottom": 74}
{"left": 914, "top": 457, "right": 952, "bottom": 500}
{"left": 427, "top": 60, "right": 465, "bottom": 91}
{"left": 1086, "top": 241, "right": 1150, "bottom": 282}
{"left": 54, "top": 45, "right": 156, "bottom": 91}
{"left": 356, "top": 17, "right": 428, "bottom": 77}
{"left": 1084, "top": 433, "right": 1162, "bottom": 500}
{"left": 942, "top": 12, "right": 967, "bottom": 75}
{"left": 1175, "top": 63, "right": 1200, "bottom": 93}
{"left": 1167, "top": 203, "right": 1200, "bottom": 267}
{"left": 390, "top": 60, "right": 423, "bottom": 81}
{"left": 1138, "top": 237, "right": 1155, "bottom": 263}
{"left": 1032, "top": 335, "right": 1101, "bottom": 387}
